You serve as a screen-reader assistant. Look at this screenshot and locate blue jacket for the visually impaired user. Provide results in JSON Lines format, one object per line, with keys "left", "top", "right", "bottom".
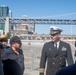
{"left": 56, "top": 64, "right": 76, "bottom": 75}
{"left": 3, "top": 46, "right": 10, "bottom": 51}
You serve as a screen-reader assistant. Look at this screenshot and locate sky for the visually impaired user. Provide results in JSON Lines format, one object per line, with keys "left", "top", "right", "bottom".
{"left": 0, "top": 0, "right": 76, "bottom": 35}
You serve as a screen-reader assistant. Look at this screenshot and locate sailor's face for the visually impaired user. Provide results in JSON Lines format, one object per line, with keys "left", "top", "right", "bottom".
{"left": 51, "top": 34, "right": 60, "bottom": 42}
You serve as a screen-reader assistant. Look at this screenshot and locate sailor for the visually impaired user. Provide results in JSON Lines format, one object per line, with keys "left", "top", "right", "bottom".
{"left": 39, "top": 26, "right": 74, "bottom": 75}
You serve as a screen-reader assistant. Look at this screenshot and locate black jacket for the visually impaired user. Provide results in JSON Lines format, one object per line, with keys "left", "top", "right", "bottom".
{"left": 39, "top": 41, "right": 74, "bottom": 75}
{"left": 1, "top": 48, "right": 24, "bottom": 75}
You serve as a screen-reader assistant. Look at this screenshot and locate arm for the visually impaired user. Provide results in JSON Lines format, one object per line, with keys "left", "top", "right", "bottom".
{"left": 67, "top": 44, "right": 74, "bottom": 65}
{"left": 39, "top": 44, "right": 47, "bottom": 75}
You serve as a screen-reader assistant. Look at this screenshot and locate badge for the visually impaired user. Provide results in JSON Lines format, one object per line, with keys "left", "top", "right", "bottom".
{"left": 49, "top": 48, "right": 51, "bottom": 50}
{"left": 61, "top": 47, "right": 67, "bottom": 51}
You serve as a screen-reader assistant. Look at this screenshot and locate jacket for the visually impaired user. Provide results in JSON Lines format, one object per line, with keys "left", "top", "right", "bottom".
{"left": 39, "top": 41, "right": 74, "bottom": 75}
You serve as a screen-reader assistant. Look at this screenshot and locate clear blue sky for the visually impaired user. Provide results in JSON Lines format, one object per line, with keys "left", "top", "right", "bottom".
{"left": 0, "top": 0, "right": 76, "bottom": 35}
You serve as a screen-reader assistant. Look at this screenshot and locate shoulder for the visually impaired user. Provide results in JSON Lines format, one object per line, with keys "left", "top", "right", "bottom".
{"left": 43, "top": 41, "right": 53, "bottom": 48}
{"left": 2, "top": 48, "right": 12, "bottom": 60}
{"left": 60, "top": 41, "right": 70, "bottom": 46}
{"left": 19, "top": 49, "right": 23, "bottom": 55}
{"left": 4, "top": 48, "right": 13, "bottom": 54}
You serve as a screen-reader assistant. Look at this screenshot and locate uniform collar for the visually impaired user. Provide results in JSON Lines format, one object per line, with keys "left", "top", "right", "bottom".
{"left": 54, "top": 41, "right": 60, "bottom": 49}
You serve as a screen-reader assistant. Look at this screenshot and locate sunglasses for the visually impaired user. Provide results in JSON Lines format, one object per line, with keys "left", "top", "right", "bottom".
{"left": 0, "top": 39, "right": 8, "bottom": 42}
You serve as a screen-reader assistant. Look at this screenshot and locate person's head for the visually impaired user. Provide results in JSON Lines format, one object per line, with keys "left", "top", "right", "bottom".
{"left": 10, "top": 36, "right": 22, "bottom": 50}
{"left": 50, "top": 26, "right": 63, "bottom": 42}
{"left": 0, "top": 34, "right": 8, "bottom": 47}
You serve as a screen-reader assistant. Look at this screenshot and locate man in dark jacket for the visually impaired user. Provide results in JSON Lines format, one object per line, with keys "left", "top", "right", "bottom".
{"left": 39, "top": 26, "right": 74, "bottom": 75}
{"left": 2, "top": 36, "right": 25, "bottom": 75}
